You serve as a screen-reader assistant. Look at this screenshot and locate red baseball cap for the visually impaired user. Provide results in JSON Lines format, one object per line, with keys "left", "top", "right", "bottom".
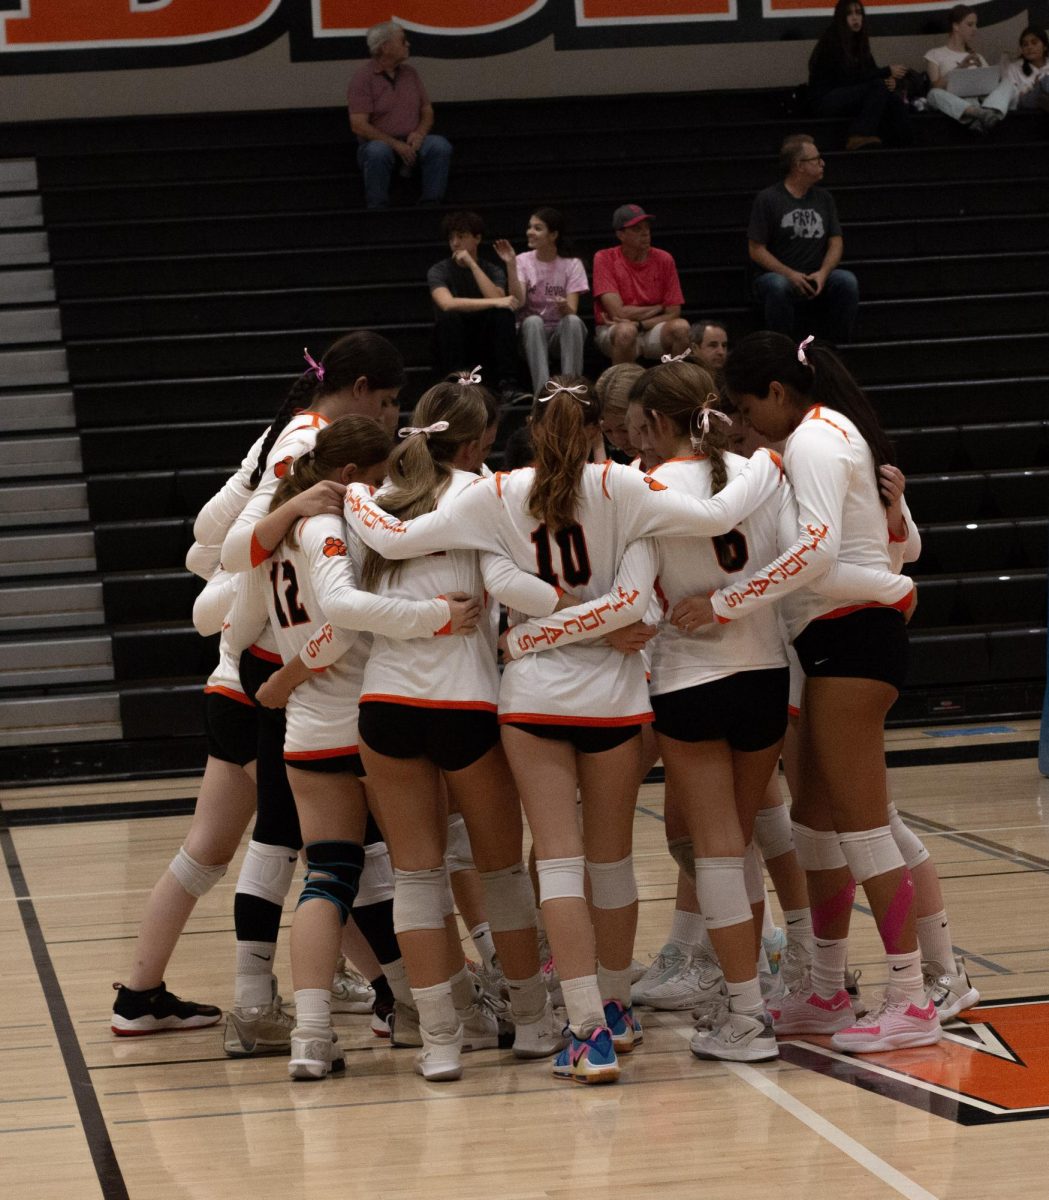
{"left": 612, "top": 204, "right": 654, "bottom": 230}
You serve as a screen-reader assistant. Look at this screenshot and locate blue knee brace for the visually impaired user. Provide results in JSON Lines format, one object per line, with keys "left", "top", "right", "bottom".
{"left": 297, "top": 841, "right": 365, "bottom": 924}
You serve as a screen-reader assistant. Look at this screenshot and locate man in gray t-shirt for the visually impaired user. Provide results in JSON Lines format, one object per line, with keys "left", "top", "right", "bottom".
{"left": 747, "top": 134, "right": 859, "bottom": 344}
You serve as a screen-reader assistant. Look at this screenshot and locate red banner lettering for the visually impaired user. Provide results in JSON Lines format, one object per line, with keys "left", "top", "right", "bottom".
{"left": 4, "top": 0, "right": 278, "bottom": 46}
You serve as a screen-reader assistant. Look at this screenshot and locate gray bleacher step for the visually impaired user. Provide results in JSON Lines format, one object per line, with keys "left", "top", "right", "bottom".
{"left": 0, "top": 230, "right": 49, "bottom": 266}
{"left": 0, "top": 194, "right": 42, "bottom": 228}
{"left": 0, "top": 578, "right": 102, "bottom": 632}
{"left": 0, "top": 347, "right": 69, "bottom": 386}
{"left": 0, "top": 528, "right": 96, "bottom": 577}
{"left": 0, "top": 160, "right": 38, "bottom": 192}
{"left": 0, "top": 268, "right": 56, "bottom": 305}
{"left": 0, "top": 479, "right": 88, "bottom": 525}
{"left": 0, "top": 306, "right": 61, "bottom": 343}
{"left": 0, "top": 389, "right": 74, "bottom": 432}
{"left": 0, "top": 433, "right": 80, "bottom": 477}
{"left": 0, "top": 692, "right": 121, "bottom": 747}
{"left": 0, "top": 632, "right": 113, "bottom": 688}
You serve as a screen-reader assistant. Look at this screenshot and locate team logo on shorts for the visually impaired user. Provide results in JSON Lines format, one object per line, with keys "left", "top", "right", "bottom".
{"left": 322, "top": 537, "right": 347, "bottom": 557}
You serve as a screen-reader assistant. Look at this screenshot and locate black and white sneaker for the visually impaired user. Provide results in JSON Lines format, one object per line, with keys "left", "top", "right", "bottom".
{"left": 111, "top": 981, "right": 222, "bottom": 1036}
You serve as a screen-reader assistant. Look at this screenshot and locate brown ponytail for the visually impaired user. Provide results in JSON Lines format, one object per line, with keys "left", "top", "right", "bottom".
{"left": 527, "top": 375, "right": 602, "bottom": 531}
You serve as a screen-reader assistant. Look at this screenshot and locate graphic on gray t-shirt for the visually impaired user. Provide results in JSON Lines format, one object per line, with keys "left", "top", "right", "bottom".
{"left": 780, "top": 209, "right": 826, "bottom": 239}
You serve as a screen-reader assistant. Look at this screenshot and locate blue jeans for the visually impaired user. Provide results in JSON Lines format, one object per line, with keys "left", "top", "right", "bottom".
{"left": 356, "top": 134, "right": 453, "bottom": 209}
{"left": 753, "top": 268, "right": 859, "bottom": 345}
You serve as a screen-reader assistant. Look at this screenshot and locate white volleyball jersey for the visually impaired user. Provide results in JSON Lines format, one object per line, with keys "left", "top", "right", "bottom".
{"left": 710, "top": 406, "right": 915, "bottom": 640}
{"left": 195, "top": 571, "right": 252, "bottom": 706}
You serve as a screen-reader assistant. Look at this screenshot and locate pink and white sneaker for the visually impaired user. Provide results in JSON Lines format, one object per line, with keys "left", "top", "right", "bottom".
{"left": 768, "top": 984, "right": 854, "bottom": 1036}
{"left": 830, "top": 988, "right": 942, "bottom": 1053}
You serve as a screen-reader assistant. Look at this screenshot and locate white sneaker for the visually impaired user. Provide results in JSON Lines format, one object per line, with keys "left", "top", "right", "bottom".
{"left": 924, "top": 958, "right": 980, "bottom": 1022}
{"left": 690, "top": 1008, "right": 779, "bottom": 1063}
{"left": 512, "top": 999, "right": 567, "bottom": 1059}
{"left": 389, "top": 1001, "right": 422, "bottom": 1048}
{"left": 637, "top": 946, "right": 724, "bottom": 1011}
{"left": 831, "top": 987, "right": 942, "bottom": 1053}
{"left": 631, "top": 943, "right": 687, "bottom": 1006}
{"left": 467, "top": 956, "right": 511, "bottom": 1002}
{"left": 781, "top": 939, "right": 813, "bottom": 992}
{"left": 768, "top": 978, "right": 854, "bottom": 1036}
{"left": 459, "top": 992, "right": 514, "bottom": 1052}
{"left": 223, "top": 981, "right": 294, "bottom": 1058}
{"left": 628, "top": 958, "right": 648, "bottom": 984}
{"left": 415, "top": 1025, "right": 463, "bottom": 1081}
{"left": 288, "top": 1027, "right": 345, "bottom": 1080}
{"left": 330, "top": 957, "right": 375, "bottom": 1014}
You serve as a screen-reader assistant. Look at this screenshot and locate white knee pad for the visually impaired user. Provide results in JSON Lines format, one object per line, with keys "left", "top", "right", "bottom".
{"left": 887, "top": 802, "right": 930, "bottom": 871}
{"left": 586, "top": 855, "right": 638, "bottom": 910}
{"left": 743, "top": 843, "right": 766, "bottom": 905}
{"left": 445, "top": 812, "right": 475, "bottom": 874}
{"left": 354, "top": 841, "right": 395, "bottom": 907}
{"left": 392, "top": 866, "right": 449, "bottom": 934}
{"left": 169, "top": 846, "right": 227, "bottom": 898}
{"left": 479, "top": 862, "right": 536, "bottom": 933}
{"left": 754, "top": 804, "right": 795, "bottom": 862}
{"left": 536, "top": 856, "right": 586, "bottom": 904}
{"left": 839, "top": 826, "right": 905, "bottom": 884}
{"left": 694, "top": 857, "right": 752, "bottom": 930}
{"left": 792, "top": 823, "right": 848, "bottom": 872}
{"left": 236, "top": 840, "right": 297, "bottom": 907}
{"left": 667, "top": 836, "right": 696, "bottom": 879}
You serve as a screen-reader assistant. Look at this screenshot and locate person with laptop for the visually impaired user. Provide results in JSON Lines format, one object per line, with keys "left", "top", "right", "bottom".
{"left": 924, "top": 4, "right": 1017, "bottom": 132}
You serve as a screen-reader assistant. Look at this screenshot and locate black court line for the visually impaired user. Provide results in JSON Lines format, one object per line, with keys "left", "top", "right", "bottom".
{"left": 0, "top": 1123, "right": 77, "bottom": 1135}
{"left": 0, "top": 806, "right": 129, "bottom": 1200}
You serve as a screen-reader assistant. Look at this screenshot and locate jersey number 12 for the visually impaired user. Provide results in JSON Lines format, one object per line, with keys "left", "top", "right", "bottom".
{"left": 269, "top": 561, "right": 311, "bottom": 628}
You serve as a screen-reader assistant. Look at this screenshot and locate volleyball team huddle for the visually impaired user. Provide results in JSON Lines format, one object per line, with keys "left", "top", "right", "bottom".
{"left": 110, "top": 327, "right": 980, "bottom": 1085}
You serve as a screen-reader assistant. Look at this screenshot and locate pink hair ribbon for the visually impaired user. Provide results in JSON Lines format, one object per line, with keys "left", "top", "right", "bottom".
{"left": 459, "top": 366, "right": 483, "bottom": 385}
{"left": 398, "top": 420, "right": 450, "bottom": 440}
{"left": 303, "top": 347, "right": 325, "bottom": 381}
{"left": 538, "top": 381, "right": 590, "bottom": 405}
{"left": 660, "top": 347, "right": 693, "bottom": 364}
{"left": 797, "top": 335, "right": 815, "bottom": 366}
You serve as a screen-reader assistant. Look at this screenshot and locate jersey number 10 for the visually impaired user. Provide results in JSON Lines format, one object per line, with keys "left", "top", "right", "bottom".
{"left": 530, "top": 523, "right": 592, "bottom": 588}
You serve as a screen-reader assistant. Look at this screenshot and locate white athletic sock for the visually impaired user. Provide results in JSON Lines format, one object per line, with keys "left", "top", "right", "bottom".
{"left": 916, "top": 910, "right": 958, "bottom": 975}
{"left": 561, "top": 974, "right": 605, "bottom": 1038}
{"left": 669, "top": 908, "right": 707, "bottom": 951}
{"left": 784, "top": 908, "right": 814, "bottom": 947}
{"left": 506, "top": 973, "right": 547, "bottom": 1023}
{"left": 469, "top": 922, "right": 499, "bottom": 973}
{"left": 887, "top": 950, "right": 926, "bottom": 1006}
{"left": 811, "top": 937, "right": 849, "bottom": 999}
{"left": 411, "top": 980, "right": 458, "bottom": 1036}
{"left": 726, "top": 975, "right": 764, "bottom": 1019}
{"left": 234, "top": 941, "right": 276, "bottom": 1008}
{"left": 294, "top": 988, "right": 331, "bottom": 1034}
{"left": 449, "top": 964, "right": 476, "bottom": 1013}
{"left": 597, "top": 963, "right": 633, "bottom": 1008}
{"left": 384, "top": 957, "right": 414, "bottom": 1007}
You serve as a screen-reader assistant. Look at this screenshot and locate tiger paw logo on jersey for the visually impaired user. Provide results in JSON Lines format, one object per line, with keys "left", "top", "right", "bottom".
{"left": 273, "top": 455, "right": 294, "bottom": 479}
{"left": 643, "top": 475, "right": 667, "bottom": 492}
{"left": 322, "top": 536, "right": 347, "bottom": 558}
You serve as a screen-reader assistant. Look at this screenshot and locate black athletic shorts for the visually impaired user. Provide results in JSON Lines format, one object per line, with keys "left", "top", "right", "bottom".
{"left": 503, "top": 721, "right": 642, "bottom": 755}
{"left": 284, "top": 751, "right": 366, "bottom": 778}
{"left": 358, "top": 702, "right": 500, "bottom": 773}
{"left": 204, "top": 690, "right": 258, "bottom": 766}
{"left": 794, "top": 607, "right": 908, "bottom": 691}
{"left": 651, "top": 667, "right": 789, "bottom": 752}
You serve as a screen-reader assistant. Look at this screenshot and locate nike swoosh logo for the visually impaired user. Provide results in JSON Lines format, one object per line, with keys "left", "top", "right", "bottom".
{"left": 251, "top": 953, "right": 272, "bottom": 961}
{"left": 891, "top": 965, "right": 907, "bottom": 972}
{"left": 941, "top": 921, "right": 949, "bottom": 929}
{"left": 814, "top": 657, "right": 830, "bottom": 666}
{"left": 786, "top": 918, "right": 804, "bottom": 925}
{"left": 816, "top": 942, "right": 835, "bottom": 949}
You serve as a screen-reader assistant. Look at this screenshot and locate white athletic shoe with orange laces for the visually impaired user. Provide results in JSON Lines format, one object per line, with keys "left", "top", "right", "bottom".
{"left": 830, "top": 988, "right": 942, "bottom": 1053}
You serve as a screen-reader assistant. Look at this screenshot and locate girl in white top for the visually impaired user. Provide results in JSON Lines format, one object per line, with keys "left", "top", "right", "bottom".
{"left": 924, "top": 4, "right": 1017, "bottom": 129}
{"left": 1003, "top": 26, "right": 1049, "bottom": 109}
{"left": 699, "top": 331, "right": 941, "bottom": 1055}
{"left": 494, "top": 206, "right": 589, "bottom": 394}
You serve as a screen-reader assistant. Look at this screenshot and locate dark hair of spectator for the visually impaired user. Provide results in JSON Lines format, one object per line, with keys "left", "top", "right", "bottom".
{"left": 948, "top": 5, "right": 976, "bottom": 51}
{"left": 530, "top": 206, "right": 578, "bottom": 260}
{"left": 441, "top": 210, "right": 485, "bottom": 239}
{"left": 528, "top": 375, "right": 603, "bottom": 531}
{"left": 502, "top": 425, "right": 535, "bottom": 470}
{"left": 248, "top": 331, "right": 405, "bottom": 490}
{"left": 723, "top": 331, "right": 893, "bottom": 505}
{"left": 1019, "top": 26, "right": 1049, "bottom": 74}
{"left": 809, "top": 1, "right": 874, "bottom": 74}
{"left": 691, "top": 317, "right": 730, "bottom": 343}
{"left": 779, "top": 133, "right": 816, "bottom": 175}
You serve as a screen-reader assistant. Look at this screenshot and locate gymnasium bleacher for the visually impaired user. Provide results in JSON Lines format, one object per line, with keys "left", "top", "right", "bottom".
{"left": 1, "top": 91, "right": 1046, "bottom": 783}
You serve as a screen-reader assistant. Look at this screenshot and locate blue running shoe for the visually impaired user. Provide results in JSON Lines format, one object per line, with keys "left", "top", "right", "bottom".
{"left": 553, "top": 1026, "right": 619, "bottom": 1084}
{"left": 603, "top": 998, "right": 643, "bottom": 1053}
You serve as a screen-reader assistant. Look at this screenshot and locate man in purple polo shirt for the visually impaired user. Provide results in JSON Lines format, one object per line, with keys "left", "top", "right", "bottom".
{"left": 348, "top": 21, "right": 453, "bottom": 210}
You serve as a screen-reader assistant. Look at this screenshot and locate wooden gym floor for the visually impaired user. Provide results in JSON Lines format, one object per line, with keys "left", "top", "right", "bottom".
{"left": 2, "top": 720, "right": 1048, "bottom": 1200}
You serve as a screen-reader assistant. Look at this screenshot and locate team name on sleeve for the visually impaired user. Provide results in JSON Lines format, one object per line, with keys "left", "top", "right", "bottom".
{"left": 717, "top": 521, "right": 830, "bottom": 612}
{"left": 344, "top": 487, "right": 406, "bottom": 535}
{"left": 513, "top": 583, "right": 642, "bottom": 652}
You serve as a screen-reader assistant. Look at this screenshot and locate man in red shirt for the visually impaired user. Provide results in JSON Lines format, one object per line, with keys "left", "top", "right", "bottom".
{"left": 592, "top": 205, "right": 690, "bottom": 365}
{"left": 348, "top": 22, "right": 453, "bottom": 210}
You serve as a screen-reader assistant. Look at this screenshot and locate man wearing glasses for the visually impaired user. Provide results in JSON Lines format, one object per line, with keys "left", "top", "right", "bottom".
{"left": 746, "top": 134, "right": 859, "bottom": 345}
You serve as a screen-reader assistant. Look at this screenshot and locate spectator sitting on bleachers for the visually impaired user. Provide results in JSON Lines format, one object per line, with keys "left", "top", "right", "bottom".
{"left": 348, "top": 21, "right": 453, "bottom": 209}
{"left": 747, "top": 133, "right": 858, "bottom": 345}
{"left": 924, "top": 5, "right": 1017, "bottom": 132}
{"left": 592, "top": 204, "right": 690, "bottom": 365}
{"left": 427, "top": 210, "right": 523, "bottom": 399}
{"left": 689, "top": 318, "right": 729, "bottom": 374}
{"left": 1003, "top": 26, "right": 1049, "bottom": 112}
{"left": 492, "top": 207, "right": 589, "bottom": 396}
{"left": 808, "top": 0, "right": 911, "bottom": 150}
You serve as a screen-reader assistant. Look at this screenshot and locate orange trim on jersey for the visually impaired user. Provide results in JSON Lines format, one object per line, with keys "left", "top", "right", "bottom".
{"left": 248, "top": 644, "right": 283, "bottom": 664}
{"left": 285, "top": 745, "right": 359, "bottom": 761}
{"left": 805, "top": 406, "right": 850, "bottom": 443}
{"left": 493, "top": 470, "right": 507, "bottom": 498}
{"left": 765, "top": 448, "right": 785, "bottom": 477}
{"left": 499, "top": 710, "right": 654, "bottom": 727}
{"left": 360, "top": 693, "right": 497, "bottom": 712}
{"left": 204, "top": 684, "right": 254, "bottom": 708}
{"left": 787, "top": 704, "right": 801, "bottom": 718}
{"left": 815, "top": 589, "right": 914, "bottom": 622}
{"left": 274, "top": 411, "right": 330, "bottom": 445}
{"left": 250, "top": 530, "right": 273, "bottom": 568}
{"left": 601, "top": 458, "right": 614, "bottom": 499}
{"left": 888, "top": 522, "right": 909, "bottom": 544}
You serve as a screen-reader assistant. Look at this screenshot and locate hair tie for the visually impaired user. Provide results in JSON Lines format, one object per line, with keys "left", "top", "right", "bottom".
{"left": 660, "top": 347, "right": 693, "bottom": 364}
{"left": 398, "top": 420, "right": 451, "bottom": 440}
{"left": 690, "top": 403, "right": 732, "bottom": 450}
{"left": 303, "top": 347, "right": 325, "bottom": 382}
{"left": 458, "top": 366, "right": 483, "bottom": 385}
{"left": 538, "top": 381, "right": 590, "bottom": 406}
{"left": 797, "top": 335, "right": 815, "bottom": 366}
{"left": 306, "top": 449, "right": 316, "bottom": 463}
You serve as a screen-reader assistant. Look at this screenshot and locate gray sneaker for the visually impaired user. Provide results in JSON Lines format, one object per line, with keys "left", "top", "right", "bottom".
{"left": 224, "top": 983, "right": 293, "bottom": 1058}
{"left": 330, "top": 957, "right": 375, "bottom": 1014}
{"left": 690, "top": 1008, "right": 779, "bottom": 1063}
{"left": 924, "top": 958, "right": 980, "bottom": 1022}
{"left": 389, "top": 1000, "right": 422, "bottom": 1048}
{"left": 288, "top": 1027, "right": 345, "bottom": 1080}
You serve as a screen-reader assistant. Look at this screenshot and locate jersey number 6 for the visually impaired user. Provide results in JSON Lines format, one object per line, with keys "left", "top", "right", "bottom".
{"left": 531, "top": 523, "right": 592, "bottom": 588}
{"left": 269, "top": 561, "right": 311, "bottom": 628}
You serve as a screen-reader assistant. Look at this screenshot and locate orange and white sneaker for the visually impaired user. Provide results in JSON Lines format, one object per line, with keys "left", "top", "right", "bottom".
{"left": 830, "top": 988, "right": 942, "bottom": 1053}
{"left": 768, "top": 981, "right": 854, "bottom": 1036}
